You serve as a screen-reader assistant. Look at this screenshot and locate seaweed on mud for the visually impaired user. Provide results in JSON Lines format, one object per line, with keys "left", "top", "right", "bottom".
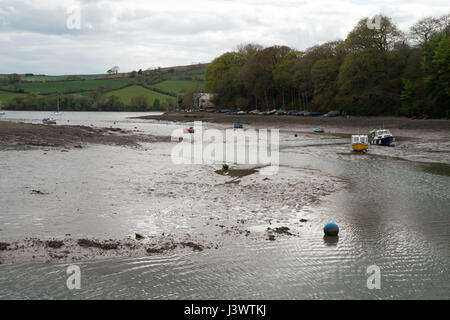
{"left": 146, "top": 242, "right": 177, "bottom": 254}
{"left": 77, "top": 239, "right": 119, "bottom": 250}
{"left": 0, "top": 242, "right": 9, "bottom": 251}
{"left": 30, "top": 190, "right": 49, "bottom": 195}
{"left": 215, "top": 169, "right": 257, "bottom": 178}
{"left": 180, "top": 242, "right": 204, "bottom": 252}
{"left": 269, "top": 227, "right": 294, "bottom": 236}
{"left": 46, "top": 240, "right": 64, "bottom": 249}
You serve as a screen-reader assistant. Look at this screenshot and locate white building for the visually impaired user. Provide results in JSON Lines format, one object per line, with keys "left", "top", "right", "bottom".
{"left": 194, "top": 93, "right": 216, "bottom": 109}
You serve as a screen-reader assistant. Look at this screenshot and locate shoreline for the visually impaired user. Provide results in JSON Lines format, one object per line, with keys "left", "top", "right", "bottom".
{"left": 137, "top": 112, "right": 450, "bottom": 136}
{"left": 0, "top": 121, "right": 169, "bottom": 150}
{"left": 1, "top": 116, "right": 448, "bottom": 265}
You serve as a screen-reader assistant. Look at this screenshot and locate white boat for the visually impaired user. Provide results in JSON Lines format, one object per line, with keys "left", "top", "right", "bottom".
{"left": 313, "top": 127, "right": 325, "bottom": 133}
{"left": 0, "top": 100, "right": 5, "bottom": 117}
{"left": 42, "top": 117, "right": 57, "bottom": 125}
{"left": 370, "top": 129, "right": 395, "bottom": 147}
{"left": 52, "top": 96, "right": 62, "bottom": 117}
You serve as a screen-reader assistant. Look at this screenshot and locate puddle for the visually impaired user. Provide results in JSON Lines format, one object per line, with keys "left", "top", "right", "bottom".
{"left": 215, "top": 168, "right": 258, "bottom": 178}
{"left": 420, "top": 163, "right": 450, "bottom": 177}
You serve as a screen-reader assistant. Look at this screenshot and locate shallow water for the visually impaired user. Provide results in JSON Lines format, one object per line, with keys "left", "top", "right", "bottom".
{"left": 0, "top": 112, "right": 449, "bottom": 299}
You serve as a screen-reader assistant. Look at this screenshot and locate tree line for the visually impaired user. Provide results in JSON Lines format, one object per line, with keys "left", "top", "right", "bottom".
{"left": 5, "top": 89, "right": 169, "bottom": 112}
{"left": 205, "top": 14, "right": 450, "bottom": 117}
{"left": 3, "top": 76, "right": 176, "bottom": 111}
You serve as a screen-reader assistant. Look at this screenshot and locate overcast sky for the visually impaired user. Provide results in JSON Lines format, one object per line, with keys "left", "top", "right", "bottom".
{"left": 0, "top": 0, "right": 448, "bottom": 75}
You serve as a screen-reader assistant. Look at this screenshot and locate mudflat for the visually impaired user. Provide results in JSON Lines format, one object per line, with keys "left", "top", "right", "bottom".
{"left": 0, "top": 121, "right": 168, "bottom": 150}
{"left": 138, "top": 112, "right": 450, "bottom": 136}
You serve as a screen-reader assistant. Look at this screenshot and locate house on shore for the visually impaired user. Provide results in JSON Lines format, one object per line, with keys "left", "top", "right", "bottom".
{"left": 194, "top": 93, "right": 216, "bottom": 109}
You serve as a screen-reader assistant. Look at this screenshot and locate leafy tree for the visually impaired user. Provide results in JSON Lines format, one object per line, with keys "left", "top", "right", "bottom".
{"left": 105, "top": 95, "right": 124, "bottom": 111}
{"left": 131, "top": 95, "right": 148, "bottom": 111}
{"left": 8, "top": 73, "right": 21, "bottom": 84}
{"left": 153, "top": 98, "right": 161, "bottom": 110}
{"left": 410, "top": 17, "right": 441, "bottom": 44}
{"left": 273, "top": 50, "right": 301, "bottom": 107}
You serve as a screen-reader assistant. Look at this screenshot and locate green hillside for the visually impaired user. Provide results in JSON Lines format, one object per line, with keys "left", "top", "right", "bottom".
{"left": 0, "top": 74, "right": 105, "bottom": 82}
{"left": 103, "top": 85, "right": 176, "bottom": 106}
{"left": 152, "top": 80, "right": 204, "bottom": 95}
{"left": 0, "top": 91, "right": 26, "bottom": 104}
{"left": 0, "top": 77, "right": 131, "bottom": 94}
{"left": 1, "top": 63, "right": 208, "bottom": 111}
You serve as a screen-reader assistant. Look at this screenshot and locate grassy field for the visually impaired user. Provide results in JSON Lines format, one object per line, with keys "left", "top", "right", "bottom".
{"left": 152, "top": 80, "right": 204, "bottom": 95}
{"left": 0, "top": 64, "right": 208, "bottom": 109}
{"left": 0, "top": 78, "right": 132, "bottom": 94}
{"left": 0, "top": 91, "right": 26, "bottom": 104}
{"left": 103, "top": 85, "right": 176, "bottom": 106}
{"left": 0, "top": 74, "right": 106, "bottom": 82}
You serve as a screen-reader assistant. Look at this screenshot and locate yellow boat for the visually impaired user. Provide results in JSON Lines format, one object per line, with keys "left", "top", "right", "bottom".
{"left": 352, "top": 135, "right": 369, "bottom": 152}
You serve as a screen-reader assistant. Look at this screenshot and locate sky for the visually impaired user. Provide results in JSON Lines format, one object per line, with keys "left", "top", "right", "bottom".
{"left": 0, "top": 0, "right": 449, "bottom": 75}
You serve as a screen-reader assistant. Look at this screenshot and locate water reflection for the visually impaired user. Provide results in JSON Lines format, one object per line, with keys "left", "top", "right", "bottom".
{"left": 0, "top": 114, "right": 448, "bottom": 299}
{"left": 323, "top": 235, "right": 339, "bottom": 245}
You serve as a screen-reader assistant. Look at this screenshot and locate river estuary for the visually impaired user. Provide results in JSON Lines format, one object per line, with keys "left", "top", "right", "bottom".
{"left": 0, "top": 111, "right": 448, "bottom": 299}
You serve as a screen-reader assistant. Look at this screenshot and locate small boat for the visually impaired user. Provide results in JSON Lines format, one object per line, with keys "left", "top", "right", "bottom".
{"left": 234, "top": 123, "right": 243, "bottom": 129}
{"left": 264, "top": 109, "right": 277, "bottom": 115}
{"left": 352, "top": 135, "right": 369, "bottom": 152}
{"left": 52, "top": 96, "right": 62, "bottom": 117}
{"left": 370, "top": 129, "right": 395, "bottom": 147}
{"left": 185, "top": 126, "right": 195, "bottom": 134}
{"left": 0, "top": 111, "right": 5, "bottom": 117}
{"left": 313, "top": 127, "right": 324, "bottom": 133}
{"left": 42, "top": 117, "right": 57, "bottom": 125}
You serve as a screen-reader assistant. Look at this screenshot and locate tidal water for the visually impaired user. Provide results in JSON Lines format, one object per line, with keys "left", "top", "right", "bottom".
{"left": 0, "top": 112, "right": 448, "bottom": 299}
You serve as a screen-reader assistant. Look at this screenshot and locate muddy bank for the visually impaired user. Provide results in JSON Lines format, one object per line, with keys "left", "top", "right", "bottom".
{"left": 0, "top": 223, "right": 303, "bottom": 264}
{"left": 0, "top": 236, "right": 207, "bottom": 264}
{"left": 0, "top": 121, "right": 169, "bottom": 151}
{"left": 138, "top": 113, "right": 450, "bottom": 137}
{"left": 0, "top": 158, "right": 335, "bottom": 265}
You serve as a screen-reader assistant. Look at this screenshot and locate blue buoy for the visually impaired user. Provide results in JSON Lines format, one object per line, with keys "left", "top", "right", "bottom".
{"left": 324, "top": 223, "right": 339, "bottom": 236}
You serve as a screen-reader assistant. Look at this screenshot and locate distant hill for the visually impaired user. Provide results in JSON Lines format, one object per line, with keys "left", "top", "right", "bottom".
{"left": 0, "top": 63, "right": 209, "bottom": 108}
{"left": 103, "top": 85, "right": 176, "bottom": 106}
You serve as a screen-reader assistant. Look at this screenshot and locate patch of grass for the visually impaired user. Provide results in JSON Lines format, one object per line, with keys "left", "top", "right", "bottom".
{"left": 0, "top": 74, "right": 107, "bottom": 82}
{"left": 152, "top": 80, "right": 204, "bottom": 95}
{"left": 0, "top": 78, "right": 132, "bottom": 94}
{"left": 0, "top": 91, "right": 26, "bottom": 104}
{"left": 103, "top": 85, "right": 176, "bottom": 106}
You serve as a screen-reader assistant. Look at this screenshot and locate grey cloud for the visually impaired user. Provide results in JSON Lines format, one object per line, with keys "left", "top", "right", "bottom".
{"left": 1, "top": 0, "right": 449, "bottom": 74}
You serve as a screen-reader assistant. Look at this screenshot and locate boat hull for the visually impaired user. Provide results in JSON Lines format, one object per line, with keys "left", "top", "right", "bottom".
{"left": 352, "top": 143, "right": 369, "bottom": 152}
{"left": 371, "top": 136, "right": 395, "bottom": 146}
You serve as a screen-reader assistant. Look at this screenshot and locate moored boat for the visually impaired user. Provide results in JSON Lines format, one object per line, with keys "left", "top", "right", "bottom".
{"left": 234, "top": 123, "right": 243, "bottom": 129}
{"left": 313, "top": 127, "right": 324, "bottom": 133}
{"left": 352, "top": 135, "right": 369, "bottom": 152}
{"left": 185, "top": 126, "right": 195, "bottom": 134}
{"left": 42, "top": 117, "right": 57, "bottom": 125}
{"left": 370, "top": 129, "right": 395, "bottom": 147}
{"left": 0, "top": 101, "right": 5, "bottom": 117}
